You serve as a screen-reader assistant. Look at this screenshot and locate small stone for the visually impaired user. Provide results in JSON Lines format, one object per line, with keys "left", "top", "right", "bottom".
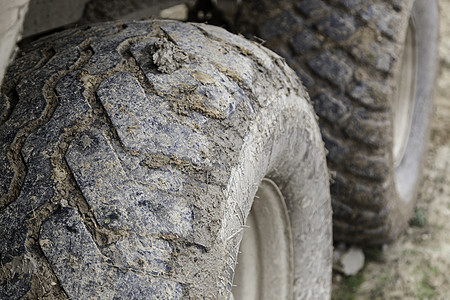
{"left": 334, "top": 246, "right": 365, "bottom": 275}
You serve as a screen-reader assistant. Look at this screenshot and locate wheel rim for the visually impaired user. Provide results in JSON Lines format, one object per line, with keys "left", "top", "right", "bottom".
{"left": 231, "top": 179, "right": 293, "bottom": 300}
{"left": 392, "top": 20, "right": 418, "bottom": 168}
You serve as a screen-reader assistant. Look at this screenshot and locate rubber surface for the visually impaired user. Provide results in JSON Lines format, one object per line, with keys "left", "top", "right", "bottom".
{"left": 0, "top": 20, "right": 332, "bottom": 299}
{"left": 237, "top": 0, "right": 438, "bottom": 244}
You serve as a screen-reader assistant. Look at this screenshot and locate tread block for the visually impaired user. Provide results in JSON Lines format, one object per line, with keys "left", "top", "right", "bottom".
{"left": 330, "top": 172, "right": 388, "bottom": 210}
{"left": 308, "top": 51, "right": 353, "bottom": 88}
{"left": 347, "top": 152, "right": 390, "bottom": 180}
{"left": 66, "top": 129, "right": 193, "bottom": 239}
{"left": 100, "top": 233, "right": 175, "bottom": 275}
{"left": 40, "top": 207, "right": 184, "bottom": 299}
{"left": 160, "top": 22, "right": 258, "bottom": 96}
{"left": 290, "top": 29, "right": 320, "bottom": 55}
{"left": 117, "top": 150, "right": 187, "bottom": 194}
{"left": 22, "top": 71, "right": 91, "bottom": 162}
{"left": 86, "top": 36, "right": 125, "bottom": 75}
{"left": 331, "top": 199, "right": 388, "bottom": 226}
{"left": 146, "top": 62, "right": 250, "bottom": 119}
{"left": 0, "top": 204, "right": 28, "bottom": 264}
{"left": 348, "top": 80, "right": 392, "bottom": 110}
{"left": 315, "top": 10, "right": 358, "bottom": 42}
{"left": 0, "top": 158, "right": 15, "bottom": 200}
{"left": 333, "top": 218, "right": 392, "bottom": 244}
{"left": 295, "top": 0, "right": 329, "bottom": 18}
{"left": 0, "top": 273, "right": 30, "bottom": 299}
{"left": 3, "top": 49, "right": 44, "bottom": 87}
{"left": 145, "top": 68, "right": 198, "bottom": 94}
{"left": 0, "top": 157, "right": 54, "bottom": 263}
{"left": 349, "top": 29, "right": 395, "bottom": 72}
{"left": 344, "top": 108, "right": 390, "bottom": 146}
{"left": 97, "top": 72, "right": 210, "bottom": 166}
{"left": 359, "top": 2, "right": 402, "bottom": 38}
{"left": 85, "top": 23, "right": 151, "bottom": 75}
{"left": 312, "top": 92, "right": 350, "bottom": 124}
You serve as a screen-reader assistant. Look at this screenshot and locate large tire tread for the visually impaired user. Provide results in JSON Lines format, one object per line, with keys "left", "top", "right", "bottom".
{"left": 1, "top": 20, "right": 331, "bottom": 299}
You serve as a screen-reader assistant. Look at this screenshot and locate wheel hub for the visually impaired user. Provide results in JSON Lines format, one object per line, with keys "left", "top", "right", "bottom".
{"left": 392, "top": 20, "right": 418, "bottom": 168}
{"left": 231, "top": 179, "right": 293, "bottom": 300}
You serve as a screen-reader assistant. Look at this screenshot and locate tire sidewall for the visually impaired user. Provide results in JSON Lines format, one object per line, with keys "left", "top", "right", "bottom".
{"left": 392, "top": 0, "right": 439, "bottom": 232}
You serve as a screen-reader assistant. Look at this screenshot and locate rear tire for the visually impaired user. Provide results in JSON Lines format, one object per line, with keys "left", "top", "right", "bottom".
{"left": 237, "top": 0, "right": 439, "bottom": 244}
{"left": 0, "top": 20, "right": 332, "bottom": 299}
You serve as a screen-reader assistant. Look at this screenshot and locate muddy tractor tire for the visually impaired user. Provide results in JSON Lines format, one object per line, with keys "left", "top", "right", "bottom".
{"left": 237, "top": 0, "right": 439, "bottom": 244}
{"left": 0, "top": 20, "right": 332, "bottom": 299}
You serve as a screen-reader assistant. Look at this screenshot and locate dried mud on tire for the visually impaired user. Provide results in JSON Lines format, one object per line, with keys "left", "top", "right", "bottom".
{"left": 0, "top": 20, "right": 332, "bottom": 299}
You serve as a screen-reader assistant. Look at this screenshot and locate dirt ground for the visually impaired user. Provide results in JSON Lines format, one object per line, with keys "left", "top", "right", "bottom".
{"left": 332, "top": 0, "right": 450, "bottom": 299}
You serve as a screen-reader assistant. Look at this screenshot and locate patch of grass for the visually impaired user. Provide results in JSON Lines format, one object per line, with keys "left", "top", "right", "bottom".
{"left": 414, "top": 262, "right": 438, "bottom": 299}
{"left": 403, "top": 248, "right": 419, "bottom": 256}
{"left": 430, "top": 265, "right": 439, "bottom": 275}
{"left": 370, "top": 274, "right": 391, "bottom": 299}
{"left": 433, "top": 223, "right": 444, "bottom": 231}
{"left": 417, "top": 272, "right": 437, "bottom": 299}
{"left": 372, "top": 272, "right": 402, "bottom": 299}
{"left": 410, "top": 208, "right": 427, "bottom": 227}
{"left": 332, "top": 273, "right": 365, "bottom": 300}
